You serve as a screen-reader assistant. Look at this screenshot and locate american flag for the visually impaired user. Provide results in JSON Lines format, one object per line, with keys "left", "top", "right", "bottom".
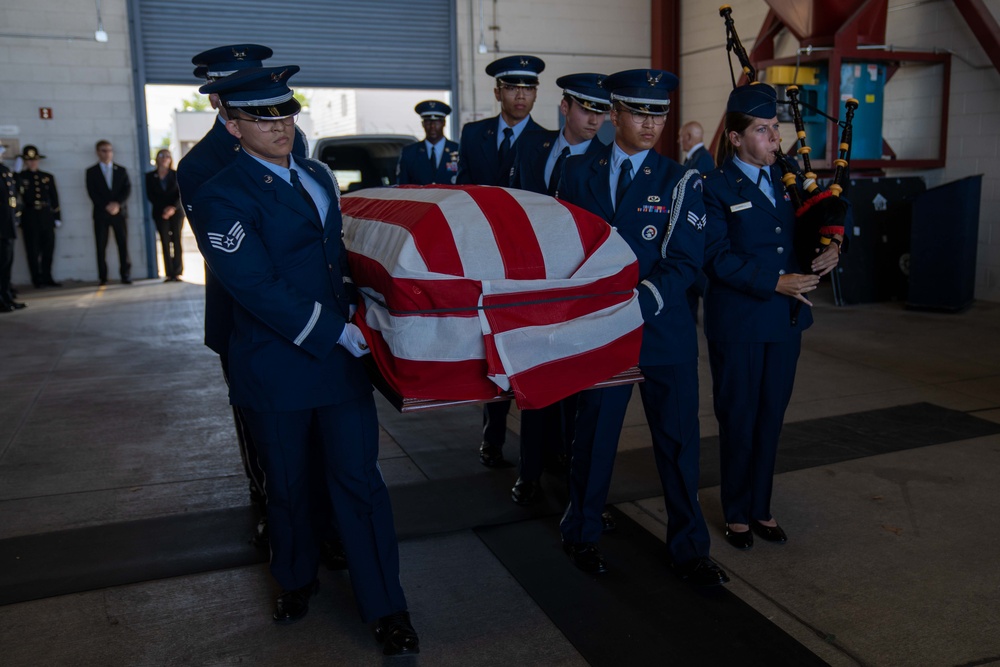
{"left": 341, "top": 185, "right": 643, "bottom": 410}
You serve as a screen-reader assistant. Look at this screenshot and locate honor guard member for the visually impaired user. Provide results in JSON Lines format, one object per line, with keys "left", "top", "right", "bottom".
{"left": 521, "top": 72, "right": 611, "bottom": 196}
{"left": 701, "top": 84, "right": 842, "bottom": 551}
{"left": 16, "top": 145, "right": 62, "bottom": 288}
{"left": 456, "top": 54, "right": 553, "bottom": 470}
{"left": 177, "top": 44, "right": 308, "bottom": 526}
{"left": 192, "top": 66, "right": 418, "bottom": 654}
{"left": 456, "top": 54, "right": 549, "bottom": 189}
{"left": 1, "top": 145, "right": 25, "bottom": 311}
{"left": 507, "top": 73, "right": 614, "bottom": 506}
{"left": 396, "top": 100, "right": 459, "bottom": 185}
{"left": 556, "top": 69, "right": 729, "bottom": 586}
{"left": 679, "top": 121, "right": 714, "bottom": 321}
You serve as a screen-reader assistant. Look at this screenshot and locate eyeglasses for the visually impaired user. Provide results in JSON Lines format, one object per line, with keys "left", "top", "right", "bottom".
{"left": 499, "top": 84, "right": 537, "bottom": 95}
{"left": 234, "top": 113, "right": 299, "bottom": 132}
{"left": 620, "top": 109, "right": 666, "bottom": 126}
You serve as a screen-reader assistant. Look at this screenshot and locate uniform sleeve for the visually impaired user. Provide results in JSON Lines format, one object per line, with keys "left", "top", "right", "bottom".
{"left": 455, "top": 127, "right": 472, "bottom": 185}
{"left": 636, "top": 171, "right": 706, "bottom": 319}
{"left": 192, "top": 187, "right": 345, "bottom": 361}
{"left": 702, "top": 178, "right": 779, "bottom": 301}
{"left": 49, "top": 174, "right": 60, "bottom": 216}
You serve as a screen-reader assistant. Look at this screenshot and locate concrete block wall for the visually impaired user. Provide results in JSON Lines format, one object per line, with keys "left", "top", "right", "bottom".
{"left": 454, "top": 0, "right": 651, "bottom": 131}
{"left": 0, "top": 0, "right": 148, "bottom": 285}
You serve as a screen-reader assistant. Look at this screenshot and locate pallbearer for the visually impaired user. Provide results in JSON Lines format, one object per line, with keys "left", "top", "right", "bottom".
{"left": 557, "top": 69, "right": 728, "bottom": 586}
{"left": 396, "top": 100, "right": 459, "bottom": 185}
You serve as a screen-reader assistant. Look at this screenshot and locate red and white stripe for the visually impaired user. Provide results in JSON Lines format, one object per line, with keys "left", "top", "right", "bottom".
{"left": 341, "top": 185, "right": 642, "bottom": 410}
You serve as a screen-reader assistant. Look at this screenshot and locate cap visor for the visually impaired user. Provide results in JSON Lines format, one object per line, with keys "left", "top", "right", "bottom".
{"left": 233, "top": 97, "right": 301, "bottom": 120}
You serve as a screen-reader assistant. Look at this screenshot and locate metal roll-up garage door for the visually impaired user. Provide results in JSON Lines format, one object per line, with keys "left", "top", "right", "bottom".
{"left": 134, "top": 0, "right": 455, "bottom": 89}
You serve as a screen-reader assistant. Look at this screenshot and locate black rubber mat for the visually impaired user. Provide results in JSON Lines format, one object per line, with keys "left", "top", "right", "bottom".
{"left": 475, "top": 506, "right": 829, "bottom": 667}
{"left": 0, "top": 507, "right": 264, "bottom": 606}
{"left": 2, "top": 402, "right": 997, "bottom": 606}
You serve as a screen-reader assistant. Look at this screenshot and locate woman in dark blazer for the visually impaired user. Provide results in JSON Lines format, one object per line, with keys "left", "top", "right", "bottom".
{"left": 701, "top": 83, "right": 844, "bottom": 550}
{"left": 145, "top": 149, "right": 185, "bottom": 281}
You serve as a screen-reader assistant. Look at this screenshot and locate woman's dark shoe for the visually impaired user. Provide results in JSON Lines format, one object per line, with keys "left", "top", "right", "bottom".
{"left": 375, "top": 610, "right": 420, "bottom": 655}
{"left": 751, "top": 520, "right": 788, "bottom": 544}
{"left": 724, "top": 524, "right": 754, "bottom": 550}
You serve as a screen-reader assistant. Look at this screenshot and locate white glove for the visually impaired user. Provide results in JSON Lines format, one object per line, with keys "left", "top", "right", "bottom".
{"left": 54, "top": 219, "right": 62, "bottom": 228}
{"left": 337, "top": 322, "right": 370, "bottom": 357}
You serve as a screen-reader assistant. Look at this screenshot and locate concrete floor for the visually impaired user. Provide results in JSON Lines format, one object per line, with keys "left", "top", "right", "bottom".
{"left": 2, "top": 246, "right": 999, "bottom": 666}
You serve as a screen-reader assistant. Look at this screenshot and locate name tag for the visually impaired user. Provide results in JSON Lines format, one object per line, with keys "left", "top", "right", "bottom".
{"left": 730, "top": 201, "right": 752, "bottom": 212}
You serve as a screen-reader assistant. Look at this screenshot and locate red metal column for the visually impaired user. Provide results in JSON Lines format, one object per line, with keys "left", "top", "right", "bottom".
{"left": 953, "top": 0, "right": 1000, "bottom": 75}
{"left": 651, "top": 0, "right": 681, "bottom": 160}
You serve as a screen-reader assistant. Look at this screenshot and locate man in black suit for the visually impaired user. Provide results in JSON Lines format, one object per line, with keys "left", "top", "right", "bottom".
{"left": 396, "top": 100, "right": 459, "bottom": 185}
{"left": 85, "top": 140, "right": 131, "bottom": 285}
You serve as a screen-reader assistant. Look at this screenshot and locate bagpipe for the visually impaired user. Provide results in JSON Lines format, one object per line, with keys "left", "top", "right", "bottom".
{"left": 719, "top": 5, "right": 853, "bottom": 288}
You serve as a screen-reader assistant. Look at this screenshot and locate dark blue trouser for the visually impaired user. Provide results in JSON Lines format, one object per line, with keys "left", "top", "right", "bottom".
{"left": 243, "top": 395, "right": 406, "bottom": 622}
{"left": 708, "top": 337, "right": 801, "bottom": 525}
{"left": 561, "top": 361, "right": 710, "bottom": 564}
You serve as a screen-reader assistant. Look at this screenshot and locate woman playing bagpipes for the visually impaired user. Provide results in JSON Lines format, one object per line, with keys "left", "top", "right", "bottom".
{"left": 702, "top": 0, "right": 860, "bottom": 554}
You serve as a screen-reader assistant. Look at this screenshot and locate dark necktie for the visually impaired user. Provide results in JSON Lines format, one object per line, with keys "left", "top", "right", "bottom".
{"left": 429, "top": 145, "right": 437, "bottom": 168}
{"left": 498, "top": 127, "right": 514, "bottom": 164}
{"left": 290, "top": 169, "right": 321, "bottom": 222}
{"left": 548, "top": 146, "right": 571, "bottom": 196}
{"left": 756, "top": 168, "right": 770, "bottom": 187}
{"left": 616, "top": 159, "right": 633, "bottom": 210}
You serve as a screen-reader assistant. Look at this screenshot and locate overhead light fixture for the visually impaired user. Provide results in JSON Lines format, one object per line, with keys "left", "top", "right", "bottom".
{"left": 95, "top": 0, "right": 108, "bottom": 42}
{"left": 477, "top": 0, "right": 488, "bottom": 53}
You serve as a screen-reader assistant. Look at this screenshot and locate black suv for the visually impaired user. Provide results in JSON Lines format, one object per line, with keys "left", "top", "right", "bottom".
{"left": 312, "top": 134, "right": 417, "bottom": 192}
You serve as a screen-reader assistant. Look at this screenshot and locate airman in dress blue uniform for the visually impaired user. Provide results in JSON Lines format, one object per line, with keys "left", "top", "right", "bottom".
{"left": 396, "top": 100, "right": 459, "bottom": 185}
{"left": 508, "top": 73, "right": 613, "bottom": 507}
{"left": 702, "top": 83, "right": 843, "bottom": 551}
{"left": 455, "top": 55, "right": 556, "bottom": 472}
{"left": 190, "top": 66, "right": 418, "bottom": 655}
{"left": 176, "top": 44, "right": 309, "bottom": 529}
{"left": 557, "top": 69, "right": 729, "bottom": 587}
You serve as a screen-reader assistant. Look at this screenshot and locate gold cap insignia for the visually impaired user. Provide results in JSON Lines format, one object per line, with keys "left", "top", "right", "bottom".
{"left": 232, "top": 48, "right": 247, "bottom": 60}
{"left": 520, "top": 57, "right": 529, "bottom": 67}
{"left": 647, "top": 71, "right": 663, "bottom": 86}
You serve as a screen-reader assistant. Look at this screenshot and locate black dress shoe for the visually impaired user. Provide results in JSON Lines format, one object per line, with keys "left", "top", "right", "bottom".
{"left": 600, "top": 510, "right": 617, "bottom": 533}
{"left": 10, "top": 301, "right": 26, "bottom": 309}
{"left": 671, "top": 557, "right": 730, "bottom": 587}
{"left": 98, "top": 280, "right": 107, "bottom": 286}
{"left": 0, "top": 302, "right": 15, "bottom": 313}
{"left": 724, "top": 525, "right": 753, "bottom": 550}
{"left": 563, "top": 541, "right": 608, "bottom": 574}
{"left": 479, "top": 442, "right": 505, "bottom": 468}
{"left": 751, "top": 520, "right": 788, "bottom": 544}
{"left": 320, "top": 539, "right": 349, "bottom": 571}
{"left": 511, "top": 477, "right": 542, "bottom": 505}
{"left": 45, "top": 280, "right": 62, "bottom": 287}
{"left": 122, "top": 278, "right": 133, "bottom": 285}
{"left": 375, "top": 610, "right": 420, "bottom": 655}
{"left": 273, "top": 579, "right": 319, "bottom": 624}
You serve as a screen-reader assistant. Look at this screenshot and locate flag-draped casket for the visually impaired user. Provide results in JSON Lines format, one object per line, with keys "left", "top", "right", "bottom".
{"left": 340, "top": 185, "right": 643, "bottom": 410}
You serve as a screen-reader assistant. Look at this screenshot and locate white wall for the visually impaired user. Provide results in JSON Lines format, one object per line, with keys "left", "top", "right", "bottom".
{"left": 0, "top": 0, "right": 147, "bottom": 284}
{"left": 454, "top": 0, "right": 652, "bottom": 130}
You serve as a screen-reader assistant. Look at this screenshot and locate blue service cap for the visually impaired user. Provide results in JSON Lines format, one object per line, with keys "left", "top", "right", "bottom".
{"left": 485, "top": 55, "right": 545, "bottom": 86}
{"left": 603, "top": 69, "right": 678, "bottom": 115}
{"left": 200, "top": 66, "right": 301, "bottom": 120}
{"left": 726, "top": 83, "right": 777, "bottom": 118}
{"left": 191, "top": 44, "right": 273, "bottom": 81}
{"left": 556, "top": 73, "right": 611, "bottom": 113}
{"left": 415, "top": 100, "right": 451, "bottom": 119}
